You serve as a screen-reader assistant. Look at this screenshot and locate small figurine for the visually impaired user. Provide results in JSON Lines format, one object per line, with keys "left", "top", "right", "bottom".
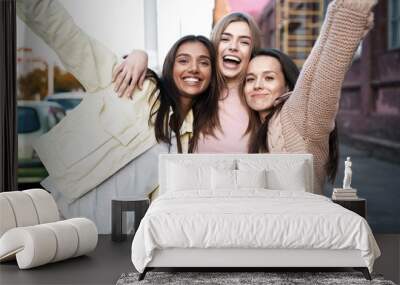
{"left": 342, "top": 157, "right": 352, "bottom": 189}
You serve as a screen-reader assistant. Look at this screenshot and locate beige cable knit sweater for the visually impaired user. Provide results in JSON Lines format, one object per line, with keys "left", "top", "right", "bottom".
{"left": 267, "top": 0, "right": 375, "bottom": 195}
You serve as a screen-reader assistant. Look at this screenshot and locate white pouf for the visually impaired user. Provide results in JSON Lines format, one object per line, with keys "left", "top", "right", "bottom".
{"left": 0, "top": 189, "right": 98, "bottom": 269}
{"left": 0, "top": 218, "right": 98, "bottom": 269}
{"left": 0, "top": 189, "right": 59, "bottom": 236}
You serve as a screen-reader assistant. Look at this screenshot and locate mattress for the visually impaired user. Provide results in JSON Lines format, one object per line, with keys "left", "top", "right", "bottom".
{"left": 131, "top": 190, "right": 380, "bottom": 273}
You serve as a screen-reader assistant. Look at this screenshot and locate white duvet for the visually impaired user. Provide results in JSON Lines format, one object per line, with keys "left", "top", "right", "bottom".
{"left": 131, "top": 190, "right": 380, "bottom": 273}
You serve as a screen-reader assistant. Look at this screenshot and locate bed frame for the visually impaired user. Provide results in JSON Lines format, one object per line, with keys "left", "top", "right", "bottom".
{"left": 138, "top": 154, "right": 372, "bottom": 281}
{"left": 139, "top": 248, "right": 371, "bottom": 280}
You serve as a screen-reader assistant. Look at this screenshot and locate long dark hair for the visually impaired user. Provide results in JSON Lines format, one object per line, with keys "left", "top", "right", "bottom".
{"left": 147, "top": 35, "right": 219, "bottom": 153}
{"left": 247, "top": 48, "right": 339, "bottom": 183}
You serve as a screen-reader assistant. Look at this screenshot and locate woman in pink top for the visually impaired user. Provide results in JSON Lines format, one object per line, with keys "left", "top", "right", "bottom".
{"left": 113, "top": 13, "right": 261, "bottom": 153}
{"left": 194, "top": 13, "right": 261, "bottom": 153}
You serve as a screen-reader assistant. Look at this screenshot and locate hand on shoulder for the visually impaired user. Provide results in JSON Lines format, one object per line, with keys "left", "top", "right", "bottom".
{"left": 112, "top": 49, "right": 149, "bottom": 99}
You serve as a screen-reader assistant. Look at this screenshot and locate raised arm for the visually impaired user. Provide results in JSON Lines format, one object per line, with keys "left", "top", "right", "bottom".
{"left": 16, "top": 0, "right": 118, "bottom": 93}
{"left": 283, "top": 0, "right": 376, "bottom": 139}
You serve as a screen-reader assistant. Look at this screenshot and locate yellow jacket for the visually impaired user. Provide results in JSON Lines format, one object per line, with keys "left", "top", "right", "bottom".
{"left": 17, "top": 0, "right": 193, "bottom": 202}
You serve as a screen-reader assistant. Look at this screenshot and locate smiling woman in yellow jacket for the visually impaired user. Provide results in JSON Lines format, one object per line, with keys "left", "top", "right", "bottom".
{"left": 16, "top": 0, "right": 219, "bottom": 233}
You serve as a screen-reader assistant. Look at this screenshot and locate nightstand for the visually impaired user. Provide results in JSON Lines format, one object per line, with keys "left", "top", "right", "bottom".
{"left": 111, "top": 197, "right": 150, "bottom": 242}
{"left": 332, "top": 198, "right": 366, "bottom": 218}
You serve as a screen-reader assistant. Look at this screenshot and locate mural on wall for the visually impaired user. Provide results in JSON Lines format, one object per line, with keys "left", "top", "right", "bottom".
{"left": 16, "top": 47, "right": 85, "bottom": 184}
{"left": 16, "top": 0, "right": 400, "bottom": 233}
{"left": 16, "top": 0, "right": 213, "bottom": 185}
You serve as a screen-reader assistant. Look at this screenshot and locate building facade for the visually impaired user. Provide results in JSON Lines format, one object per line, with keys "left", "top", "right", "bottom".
{"left": 339, "top": 0, "right": 400, "bottom": 146}
{"left": 260, "top": 0, "right": 325, "bottom": 67}
{"left": 259, "top": 0, "right": 400, "bottom": 160}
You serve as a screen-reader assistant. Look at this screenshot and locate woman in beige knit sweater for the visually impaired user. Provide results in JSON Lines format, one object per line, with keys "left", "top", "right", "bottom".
{"left": 244, "top": 0, "right": 376, "bottom": 195}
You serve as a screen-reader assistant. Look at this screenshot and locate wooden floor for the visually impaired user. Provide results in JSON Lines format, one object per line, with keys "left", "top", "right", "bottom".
{"left": 374, "top": 234, "right": 400, "bottom": 284}
{"left": 0, "top": 234, "right": 399, "bottom": 285}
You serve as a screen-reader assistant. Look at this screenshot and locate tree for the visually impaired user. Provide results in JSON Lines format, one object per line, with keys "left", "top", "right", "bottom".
{"left": 18, "top": 68, "right": 47, "bottom": 100}
{"left": 17, "top": 66, "right": 85, "bottom": 100}
{"left": 54, "top": 66, "right": 85, "bottom": 93}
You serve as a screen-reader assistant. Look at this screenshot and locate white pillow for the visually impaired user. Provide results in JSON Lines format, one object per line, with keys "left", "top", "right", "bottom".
{"left": 266, "top": 166, "right": 306, "bottom": 191}
{"left": 236, "top": 169, "right": 267, "bottom": 189}
{"left": 164, "top": 159, "right": 236, "bottom": 193}
{"left": 211, "top": 168, "right": 236, "bottom": 190}
{"left": 238, "top": 159, "right": 308, "bottom": 191}
{"left": 167, "top": 162, "right": 211, "bottom": 192}
{"left": 211, "top": 169, "right": 268, "bottom": 190}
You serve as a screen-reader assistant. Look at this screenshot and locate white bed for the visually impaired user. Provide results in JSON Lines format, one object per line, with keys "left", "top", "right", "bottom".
{"left": 131, "top": 154, "right": 380, "bottom": 280}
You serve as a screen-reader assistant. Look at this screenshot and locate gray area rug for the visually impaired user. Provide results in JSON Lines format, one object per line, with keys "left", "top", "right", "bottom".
{"left": 116, "top": 271, "right": 396, "bottom": 285}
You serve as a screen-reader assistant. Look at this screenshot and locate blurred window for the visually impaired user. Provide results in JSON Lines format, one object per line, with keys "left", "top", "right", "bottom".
{"left": 389, "top": 0, "right": 400, "bottom": 49}
{"left": 17, "top": 107, "right": 40, "bottom": 134}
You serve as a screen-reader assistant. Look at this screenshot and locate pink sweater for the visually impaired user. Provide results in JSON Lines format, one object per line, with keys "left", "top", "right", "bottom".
{"left": 196, "top": 88, "right": 250, "bottom": 153}
{"left": 268, "top": 0, "right": 375, "bottom": 195}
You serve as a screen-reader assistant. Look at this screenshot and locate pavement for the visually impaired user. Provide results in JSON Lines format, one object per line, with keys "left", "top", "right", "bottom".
{"left": 324, "top": 144, "right": 400, "bottom": 233}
